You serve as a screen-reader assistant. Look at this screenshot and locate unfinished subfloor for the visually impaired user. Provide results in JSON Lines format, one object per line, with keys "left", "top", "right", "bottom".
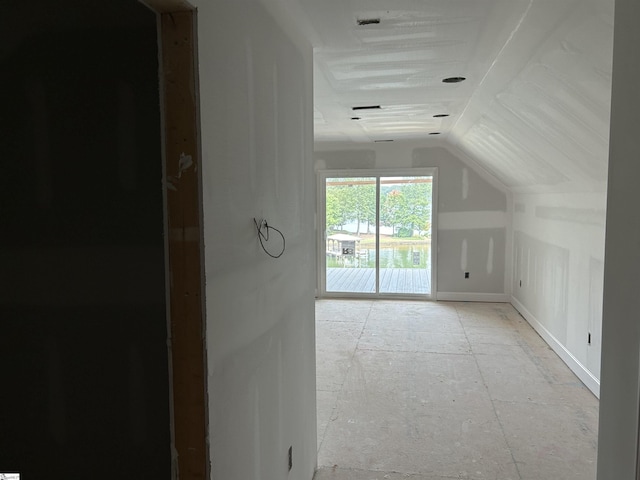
{"left": 314, "top": 300, "right": 598, "bottom": 480}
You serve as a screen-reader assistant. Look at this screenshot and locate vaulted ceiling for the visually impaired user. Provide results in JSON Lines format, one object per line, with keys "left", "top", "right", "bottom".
{"left": 296, "top": 0, "right": 614, "bottom": 192}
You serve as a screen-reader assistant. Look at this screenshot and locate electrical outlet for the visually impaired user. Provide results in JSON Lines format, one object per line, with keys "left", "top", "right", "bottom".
{"left": 288, "top": 446, "right": 292, "bottom": 471}
{"left": 464, "top": 272, "right": 469, "bottom": 279}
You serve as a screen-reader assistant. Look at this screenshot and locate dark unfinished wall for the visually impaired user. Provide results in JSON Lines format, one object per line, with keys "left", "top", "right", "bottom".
{"left": 0, "top": 1, "right": 171, "bottom": 478}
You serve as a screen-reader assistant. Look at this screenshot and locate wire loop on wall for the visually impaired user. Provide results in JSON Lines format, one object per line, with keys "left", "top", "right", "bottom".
{"left": 253, "top": 218, "right": 286, "bottom": 258}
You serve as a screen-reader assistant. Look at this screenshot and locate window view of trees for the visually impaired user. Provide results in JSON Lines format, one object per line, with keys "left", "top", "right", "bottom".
{"left": 326, "top": 177, "right": 432, "bottom": 238}
{"left": 326, "top": 178, "right": 376, "bottom": 234}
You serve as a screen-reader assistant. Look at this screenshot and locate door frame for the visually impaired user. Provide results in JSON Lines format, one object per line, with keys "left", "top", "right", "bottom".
{"left": 139, "top": 2, "right": 208, "bottom": 479}
{"left": 317, "top": 168, "right": 438, "bottom": 300}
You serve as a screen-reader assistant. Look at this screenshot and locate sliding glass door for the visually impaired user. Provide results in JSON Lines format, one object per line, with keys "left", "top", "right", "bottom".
{"left": 325, "top": 176, "right": 377, "bottom": 293}
{"left": 320, "top": 170, "right": 436, "bottom": 298}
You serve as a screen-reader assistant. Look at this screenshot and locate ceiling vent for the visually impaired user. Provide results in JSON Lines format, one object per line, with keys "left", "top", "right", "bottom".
{"left": 442, "top": 77, "right": 466, "bottom": 83}
{"left": 352, "top": 105, "right": 381, "bottom": 111}
{"left": 357, "top": 18, "right": 381, "bottom": 26}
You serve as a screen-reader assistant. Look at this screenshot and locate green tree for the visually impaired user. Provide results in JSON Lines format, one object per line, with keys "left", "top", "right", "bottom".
{"left": 327, "top": 177, "right": 431, "bottom": 237}
{"left": 403, "top": 181, "right": 432, "bottom": 235}
{"left": 380, "top": 180, "right": 432, "bottom": 237}
{"left": 326, "top": 183, "right": 352, "bottom": 230}
{"left": 350, "top": 181, "right": 375, "bottom": 234}
{"left": 325, "top": 188, "right": 342, "bottom": 230}
{"left": 381, "top": 189, "right": 408, "bottom": 236}
{"left": 326, "top": 178, "right": 375, "bottom": 234}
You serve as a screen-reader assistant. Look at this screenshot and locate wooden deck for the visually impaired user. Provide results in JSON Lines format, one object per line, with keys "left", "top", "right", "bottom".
{"left": 327, "top": 267, "right": 431, "bottom": 294}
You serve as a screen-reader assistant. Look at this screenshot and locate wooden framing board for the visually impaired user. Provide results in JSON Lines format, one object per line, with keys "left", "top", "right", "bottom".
{"left": 140, "top": 0, "right": 193, "bottom": 13}
{"left": 151, "top": 3, "right": 209, "bottom": 479}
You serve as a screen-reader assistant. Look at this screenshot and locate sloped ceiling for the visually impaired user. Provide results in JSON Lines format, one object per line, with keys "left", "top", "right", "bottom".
{"left": 288, "top": 0, "right": 614, "bottom": 192}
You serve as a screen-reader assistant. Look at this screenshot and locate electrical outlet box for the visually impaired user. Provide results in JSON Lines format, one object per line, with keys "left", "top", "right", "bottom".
{"left": 464, "top": 272, "right": 469, "bottom": 279}
{"left": 288, "top": 446, "right": 292, "bottom": 471}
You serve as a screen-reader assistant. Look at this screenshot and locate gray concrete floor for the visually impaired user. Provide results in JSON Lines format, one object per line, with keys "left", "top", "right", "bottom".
{"left": 315, "top": 300, "right": 598, "bottom": 480}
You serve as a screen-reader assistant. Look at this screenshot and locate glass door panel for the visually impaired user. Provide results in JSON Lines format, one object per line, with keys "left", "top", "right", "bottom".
{"left": 325, "top": 177, "right": 377, "bottom": 293}
{"left": 379, "top": 176, "right": 432, "bottom": 294}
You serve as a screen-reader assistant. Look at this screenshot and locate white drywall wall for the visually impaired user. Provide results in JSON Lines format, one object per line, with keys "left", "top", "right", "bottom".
{"left": 597, "top": 0, "right": 640, "bottom": 476}
{"left": 192, "top": 0, "right": 317, "bottom": 478}
{"left": 511, "top": 192, "right": 605, "bottom": 395}
{"left": 450, "top": 0, "right": 614, "bottom": 195}
{"left": 315, "top": 141, "right": 508, "bottom": 299}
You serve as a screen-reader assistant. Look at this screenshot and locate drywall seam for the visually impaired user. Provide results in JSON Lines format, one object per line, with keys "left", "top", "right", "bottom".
{"left": 511, "top": 296, "right": 600, "bottom": 397}
{"left": 437, "top": 292, "right": 509, "bottom": 302}
{"left": 451, "top": 0, "right": 535, "bottom": 135}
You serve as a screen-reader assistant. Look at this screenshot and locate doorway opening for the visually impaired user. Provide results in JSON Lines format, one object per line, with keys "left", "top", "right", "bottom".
{"left": 318, "top": 169, "right": 437, "bottom": 299}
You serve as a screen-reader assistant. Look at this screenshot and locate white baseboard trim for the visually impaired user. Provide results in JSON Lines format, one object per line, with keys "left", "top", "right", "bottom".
{"left": 511, "top": 296, "right": 600, "bottom": 398}
{"left": 437, "top": 292, "right": 510, "bottom": 303}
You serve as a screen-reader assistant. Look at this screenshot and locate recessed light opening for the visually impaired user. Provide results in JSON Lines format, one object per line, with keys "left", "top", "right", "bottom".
{"left": 352, "top": 105, "right": 381, "bottom": 111}
{"left": 374, "top": 139, "right": 394, "bottom": 143}
{"left": 433, "top": 114, "right": 449, "bottom": 118}
{"left": 442, "top": 76, "right": 466, "bottom": 83}
{"left": 357, "top": 18, "right": 381, "bottom": 26}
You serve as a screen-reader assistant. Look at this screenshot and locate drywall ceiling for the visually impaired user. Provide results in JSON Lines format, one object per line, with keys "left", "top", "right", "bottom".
{"left": 287, "top": 0, "right": 614, "bottom": 191}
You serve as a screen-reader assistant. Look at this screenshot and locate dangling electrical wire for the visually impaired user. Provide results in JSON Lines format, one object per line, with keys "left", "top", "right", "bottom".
{"left": 253, "top": 218, "right": 286, "bottom": 258}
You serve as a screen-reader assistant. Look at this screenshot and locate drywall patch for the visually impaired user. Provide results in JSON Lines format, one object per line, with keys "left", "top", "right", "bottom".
{"left": 462, "top": 168, "right": 469, "bottom": 200}
{"left": 535, "top": 206, "right": 605, "bottom": 226}
{"left": 461, "top": 239, "right": 468, "bottom": 271}
{"left": 487, "top": 237, "right": 494, "bottom": 275}
{"left": 313, "top": 150, "right": 376, "bottom": 170}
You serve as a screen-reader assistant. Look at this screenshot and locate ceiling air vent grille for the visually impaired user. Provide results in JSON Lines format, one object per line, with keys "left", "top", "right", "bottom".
{"left": 352, "top": 105, "right": 381, "bottom": 111}
{"left": 442, "top": 76, "right": 466, "bottom": 83}
{"left": 357, "top": 18, "right": 381, "bottom": 26}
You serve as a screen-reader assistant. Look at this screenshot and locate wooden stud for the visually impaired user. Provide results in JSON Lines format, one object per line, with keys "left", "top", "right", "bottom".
{"left": 159, "top": 9, "right": 208, "bottom": 480}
